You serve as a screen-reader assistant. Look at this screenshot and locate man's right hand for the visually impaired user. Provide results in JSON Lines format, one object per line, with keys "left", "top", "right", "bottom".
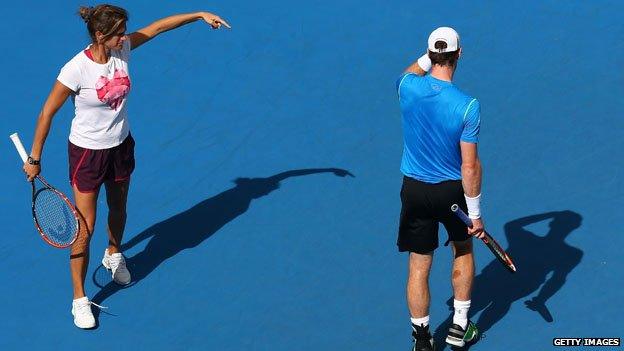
{"left": 468, "top": 217, "right": 485, "bottom": 239}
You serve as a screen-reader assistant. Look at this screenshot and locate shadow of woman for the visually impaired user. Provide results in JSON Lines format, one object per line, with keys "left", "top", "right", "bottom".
{"left": 91, "top": 168, "right": 354, "bottom": 311}
{"left": 433, "top": 210, "right": 583, "bottom": 350}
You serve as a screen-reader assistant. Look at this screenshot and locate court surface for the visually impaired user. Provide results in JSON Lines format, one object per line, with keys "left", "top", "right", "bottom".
{"left": 0, "top": 1, "right": 622, "bottom": 350}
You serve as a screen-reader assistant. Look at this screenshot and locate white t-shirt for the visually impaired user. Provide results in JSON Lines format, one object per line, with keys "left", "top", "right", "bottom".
{"left": 57, "top": 40, "right": 132, "bottom": 149}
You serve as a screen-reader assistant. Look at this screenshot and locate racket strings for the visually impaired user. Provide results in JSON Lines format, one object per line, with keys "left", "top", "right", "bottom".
{"left": 34, "top": 189, "right": 78, "bottom": 246}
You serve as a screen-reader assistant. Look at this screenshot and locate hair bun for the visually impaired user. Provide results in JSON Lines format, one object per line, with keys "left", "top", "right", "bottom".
{"left": 78, "top": 6, "right": 94, "bottom": 23}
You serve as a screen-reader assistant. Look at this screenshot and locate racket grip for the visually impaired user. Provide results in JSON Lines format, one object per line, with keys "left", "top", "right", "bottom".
{"left": 451, "top": 204, "right": 473, "bottom": 228}
{"left": 9, "top": 133, "right": 29, "bottom": 163}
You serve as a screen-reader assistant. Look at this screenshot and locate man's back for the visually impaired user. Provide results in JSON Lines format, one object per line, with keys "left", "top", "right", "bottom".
{"left": 397, "top": 26, "right": 486, "bottom": 351}
{"left": 397, "top": 73, "right": 480, "bottom": 183}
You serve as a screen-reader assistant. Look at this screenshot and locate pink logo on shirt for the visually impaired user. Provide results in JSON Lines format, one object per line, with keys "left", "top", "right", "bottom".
{"left": 95, "top": 69, "right": 130, "bottom": 110}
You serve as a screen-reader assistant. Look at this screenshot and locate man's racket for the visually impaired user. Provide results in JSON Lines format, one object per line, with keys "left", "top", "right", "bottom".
{"left": 10, "top": 133, "right": 79, "bottom": 248}
{"left": 451, "top": 204, "right": 516, "bottom": 273}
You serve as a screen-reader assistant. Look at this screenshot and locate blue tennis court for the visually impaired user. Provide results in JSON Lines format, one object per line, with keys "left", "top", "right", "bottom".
{"left": 1, "top": 1, "right": 622, "bottom": 350}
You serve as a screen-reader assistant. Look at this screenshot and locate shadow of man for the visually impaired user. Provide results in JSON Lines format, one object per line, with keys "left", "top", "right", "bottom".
{"left": 433, "top": 210, "right": 583, "bottom": 350}
{"left": 91, "top": 168, "right": 353, "bottom": 309}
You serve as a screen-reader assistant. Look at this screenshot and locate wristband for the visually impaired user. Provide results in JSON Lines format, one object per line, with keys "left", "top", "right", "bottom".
{"left": 417, "top": 53, "right": 432, "bottom": 72}
{"left": 464, "top": 194, "right": 481, "bottom": 219}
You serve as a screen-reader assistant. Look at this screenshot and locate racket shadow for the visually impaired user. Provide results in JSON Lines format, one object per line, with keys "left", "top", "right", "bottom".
{"left": 432, "top": 210, "right": 583, "bottom": 350}
{"left": 91, "top": 168, "right": 354, "bottom": 314}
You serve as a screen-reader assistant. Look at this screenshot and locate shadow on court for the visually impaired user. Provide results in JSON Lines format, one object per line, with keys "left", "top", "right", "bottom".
{"left": 90, "top": 168, "right": 354, "bottom": 319}
{"left": 433, "top": 210, "right": 583, "bottom": 350}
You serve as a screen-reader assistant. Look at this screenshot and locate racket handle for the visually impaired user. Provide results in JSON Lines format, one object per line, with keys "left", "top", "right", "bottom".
{"left": 452, "top": 204, "right": 491, "bottom": 244}
{"left": 451, "top": 204, "right": 473, "bottom": 228}
{"left": 9, "top": 133, "right": 29, "bottom": 163}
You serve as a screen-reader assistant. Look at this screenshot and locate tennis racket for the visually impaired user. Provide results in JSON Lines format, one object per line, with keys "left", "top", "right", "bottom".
{"left": 451, "top": 204, "right": 516, "bottom": 273}
{"left": 10, "top": 133, "right": 79, "bottom": 248}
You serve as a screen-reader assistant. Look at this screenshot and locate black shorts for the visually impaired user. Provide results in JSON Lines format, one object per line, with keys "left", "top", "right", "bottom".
{"left": 68, "top": 133, "right": 135, "bottom": 193}
{"left": 397, "top": 176, "right": 471, "bottom": 253}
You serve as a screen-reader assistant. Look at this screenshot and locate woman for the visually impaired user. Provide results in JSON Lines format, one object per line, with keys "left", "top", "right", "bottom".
{"left": 22, "top": 4, "right": 230, "bottom": 329}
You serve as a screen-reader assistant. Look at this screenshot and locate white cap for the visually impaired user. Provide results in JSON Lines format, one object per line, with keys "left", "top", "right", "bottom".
{"left": 427, "top": 27, "right": 460, "bottom": 53}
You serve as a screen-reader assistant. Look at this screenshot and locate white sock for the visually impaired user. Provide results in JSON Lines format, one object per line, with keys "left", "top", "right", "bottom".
{"left": 453, "top": 299, "right": 471, "bottom": 329}
{"left": 411, "top": 315, "right": 430, "bottom": 329}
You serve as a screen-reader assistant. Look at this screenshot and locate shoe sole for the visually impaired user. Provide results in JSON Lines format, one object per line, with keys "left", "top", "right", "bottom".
{"left": 74, "top": 321, "right": 96, "bottom": 329}
{"left": 412, "top": 341, "right": 436, "bottom": 351}
{"left": 445, "top": 336, "right": 465, "bottom": 347}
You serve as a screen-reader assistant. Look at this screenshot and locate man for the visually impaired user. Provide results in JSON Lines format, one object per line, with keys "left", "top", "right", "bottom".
{"left": 396, "top": 27, "right": 485, "bottom": 351}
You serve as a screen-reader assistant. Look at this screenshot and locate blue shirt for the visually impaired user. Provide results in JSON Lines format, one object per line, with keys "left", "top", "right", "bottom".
{"left": 397, "top": 73, "right": 480, "bottom": 183}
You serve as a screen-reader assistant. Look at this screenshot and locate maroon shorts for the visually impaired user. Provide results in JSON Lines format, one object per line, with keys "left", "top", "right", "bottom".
{"left": 68, "top": 134, "right": 135, "bottom": 193}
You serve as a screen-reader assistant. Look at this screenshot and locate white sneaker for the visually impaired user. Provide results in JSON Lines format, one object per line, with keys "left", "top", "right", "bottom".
{"left": 102, "top": 249, "right": 131, "bottom": 285}
{"left": 71, "top": 297, "right": 96, "bottom": 329}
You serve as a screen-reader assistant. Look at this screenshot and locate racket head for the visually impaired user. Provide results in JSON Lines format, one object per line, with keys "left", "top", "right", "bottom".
{"left": 31, "top": 177, "right": 79, "bottom": 248}
{"left": 483, "top": 232, "right": 516, "bottom": 273}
